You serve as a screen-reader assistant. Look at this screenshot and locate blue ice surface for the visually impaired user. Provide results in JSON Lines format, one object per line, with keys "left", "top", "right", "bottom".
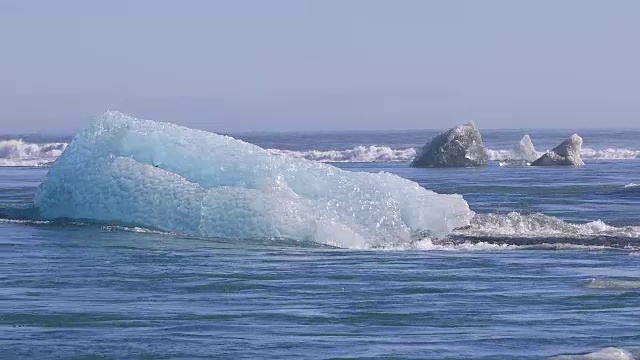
{"left": 35, "top": 111, "right": 472, "bottom": 248}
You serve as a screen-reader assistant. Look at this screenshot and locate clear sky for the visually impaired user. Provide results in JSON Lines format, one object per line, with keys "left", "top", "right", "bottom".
{"left": 1, "top": 0, "right": 639, "bottom": 133}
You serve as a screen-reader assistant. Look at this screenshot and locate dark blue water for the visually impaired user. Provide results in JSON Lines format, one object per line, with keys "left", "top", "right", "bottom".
{"left": 2, "top": 129, "right": 640, "bottom": 359}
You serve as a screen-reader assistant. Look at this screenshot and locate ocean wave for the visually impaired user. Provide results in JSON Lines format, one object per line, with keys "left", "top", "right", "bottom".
{"left": 102, "top": 225, "right": 181, "bottom": 236}
{"left": 1, "top": 139, "right": 640, "bottom": 166}
{"left": 446, "top": 212, "right": 640, "bottom": 250}
{"left": 457, "top": 212, "right": 640, "bottom": 239}
{"left": 485, "top": 149, "right": 534, "bottom": 162}
{"left": 267, "top": 146, "right": 417, "bottom": 162}
{"left": 581, "top": 148, "right": 640, "bottom": 160}
{"left": 271, "top": 146, "right": 532, "bottom": 163}
{"left": 0, "top": 139, "right": 67, "bottom": 167}
{"left": 624, "top": 183, "right": 640, "bottom": 189}
{"left": 382, "top": 238, "right": 515, "bottom": 251}
{"left": 488, "top": 147, "right": 640, "bottom": 162}
{"left": 338, "top": 212, "right": 640, "bottom": 251}
{"left": 269, "top": 146, "right": 640, "bottom": 163}
{"left": 0, "top": 218, "right": 53, "bottom": 225}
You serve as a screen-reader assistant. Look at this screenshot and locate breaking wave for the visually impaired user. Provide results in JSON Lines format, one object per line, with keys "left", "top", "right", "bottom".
{"left": 457, "top": 212, "right": 640, "bottom": 238}
{"left": 445, "top": 212, "right": 640, "bottom": 250}
{"left": 267, "top": 146, "right": 417, "bottom": 162}
{"left": 2, "top": 139, "right": 640, "bottom": 166}
{"left": 485, "top": 149, "right": 537, "bottom": 162}
{"left": 266, "top": 146, "right": 640, "bottom": 163}
{"left": 0, "top": 139, "right": 67, "bottom": 167}
{"left": 581, "top": 148, "right": 640, "bottom": 160}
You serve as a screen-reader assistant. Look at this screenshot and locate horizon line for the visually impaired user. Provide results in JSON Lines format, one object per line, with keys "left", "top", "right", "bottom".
{"left": 3, "top": 126, "right": 640, "bottom": 137}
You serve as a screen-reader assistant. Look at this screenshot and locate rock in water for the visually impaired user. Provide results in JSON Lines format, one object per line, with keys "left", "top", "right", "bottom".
{"left": 35, "top": 111, "right": 473, "bottom": 249}
{"left": 511, "top": 135, "right": 538, "bottom": 162}
{"left": 531, "top": 134, "right": 584, "bottom": 166}
{"left": 411, "top": 121, "right": 489, "bottom": 167}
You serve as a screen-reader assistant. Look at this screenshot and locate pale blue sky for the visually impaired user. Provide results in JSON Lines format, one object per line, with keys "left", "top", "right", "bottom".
{"left": 1, "top": 0, "right": 639, "bottom": 133}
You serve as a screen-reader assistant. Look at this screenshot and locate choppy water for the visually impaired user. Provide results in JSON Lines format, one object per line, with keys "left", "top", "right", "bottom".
{"left": 2, "top": 129, "right": 640, "bottom": 359}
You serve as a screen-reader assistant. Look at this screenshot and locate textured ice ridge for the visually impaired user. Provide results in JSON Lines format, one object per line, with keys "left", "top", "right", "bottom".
{"left": 35, "top": 111, "right": 473, "bottom": 248}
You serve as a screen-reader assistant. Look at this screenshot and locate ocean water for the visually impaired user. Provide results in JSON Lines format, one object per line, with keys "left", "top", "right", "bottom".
{"left": 2, "top": 129, "right": 640, "bottom": 359}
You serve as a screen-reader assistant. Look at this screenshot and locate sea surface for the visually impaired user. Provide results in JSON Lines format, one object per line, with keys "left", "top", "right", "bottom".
{"left": 2, "top": 129, "right": 640, "bottom": 359}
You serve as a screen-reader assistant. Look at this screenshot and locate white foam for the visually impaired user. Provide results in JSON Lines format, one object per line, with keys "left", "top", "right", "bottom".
{"left": 487, "top": 148, "right": 546, "bottom": 162}
{"left": 0, "top": 139, "right": 67, "bottom": 167}
{"left": 581, "top": 148, "right": 640, "bottom": 160}
{"left": 455, "top": 212, "right": 640, "bottom": 239}
{"left": 107, "top": 225, "right": 179, "bottom": 236}
{"left": 549, "top": 347, "right": 635, "bottom": 360}
{"left": 1, "top": 141, "right": 639, "bottom": 166}
{"left": 35, "top": 111, "right": 473, "bottom": 249}
{"left": 0, "top": 218, "right": 52, "bottom": 225}
{"left": 487, "top": 148, "right": 640, "bottom": 162}
{"left": 410, "top": 238, "right": 514, "bottom": 251}
{"left": 624, "top": 183, "right": 640, "bottom": 189}
{"left": 267, "top": 146, "right": 640, "bottom": 163}
{"left": 267, "top": 146, "right": 416, "bottom": 162}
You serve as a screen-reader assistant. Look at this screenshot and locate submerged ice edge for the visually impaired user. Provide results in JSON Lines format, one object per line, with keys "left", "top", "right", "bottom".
{"left": 4, "top": 209, "right": 640, "bottom": 251}
{"left": 4, "top": 219, "right": 639, "bottom": 252}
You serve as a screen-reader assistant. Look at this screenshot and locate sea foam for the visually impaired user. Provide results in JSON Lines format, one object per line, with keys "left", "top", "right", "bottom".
{"left": 267, "top": 146, "right": 416, "bottom": 162}
{"left": 0, "top": 139, "right": 66, "bottom": 167}
{"left": 269, "top": 146, "right": 640, "bottom": 163}
{"left": 35, "top": 111, "right": 472, "bottom": 248}
{"left": 3, "top": 142, "right": 640, "bottom": 166}
{"left": 456, "top": 212, "right": 640, "bottom": 239}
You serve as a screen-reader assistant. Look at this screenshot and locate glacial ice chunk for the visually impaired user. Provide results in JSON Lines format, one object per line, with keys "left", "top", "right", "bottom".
{"left": 411, "top": 121, "right": 489, "bottom": 168}
{"left": 511, "top": 135, "right": 538, "bottom": 162}
{"left": 35, "top": 111, "right": 473, "bottom": 248}
{"left": 532, "top": 134, "right": 584, "bottom": 166}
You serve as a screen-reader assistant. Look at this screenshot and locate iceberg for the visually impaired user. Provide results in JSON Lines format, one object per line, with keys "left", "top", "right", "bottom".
{"left": 531, "top": 134, "right": 584, "bottom": 166}
{"left": 497, "top": 134, "right": 539, "bottom": 166}
{"left": 411, "top": 121, "right": 489, "bottom": 168}
{"left": 35, "top": 111, "right": 473, "bottom": 248}
{"left": 511, "top": 134, "right": 538, "bottom": 162}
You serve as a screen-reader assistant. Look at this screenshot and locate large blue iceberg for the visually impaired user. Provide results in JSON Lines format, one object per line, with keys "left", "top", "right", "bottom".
{"left": 35, "top": 111, "right": 472, "bottom": 248}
